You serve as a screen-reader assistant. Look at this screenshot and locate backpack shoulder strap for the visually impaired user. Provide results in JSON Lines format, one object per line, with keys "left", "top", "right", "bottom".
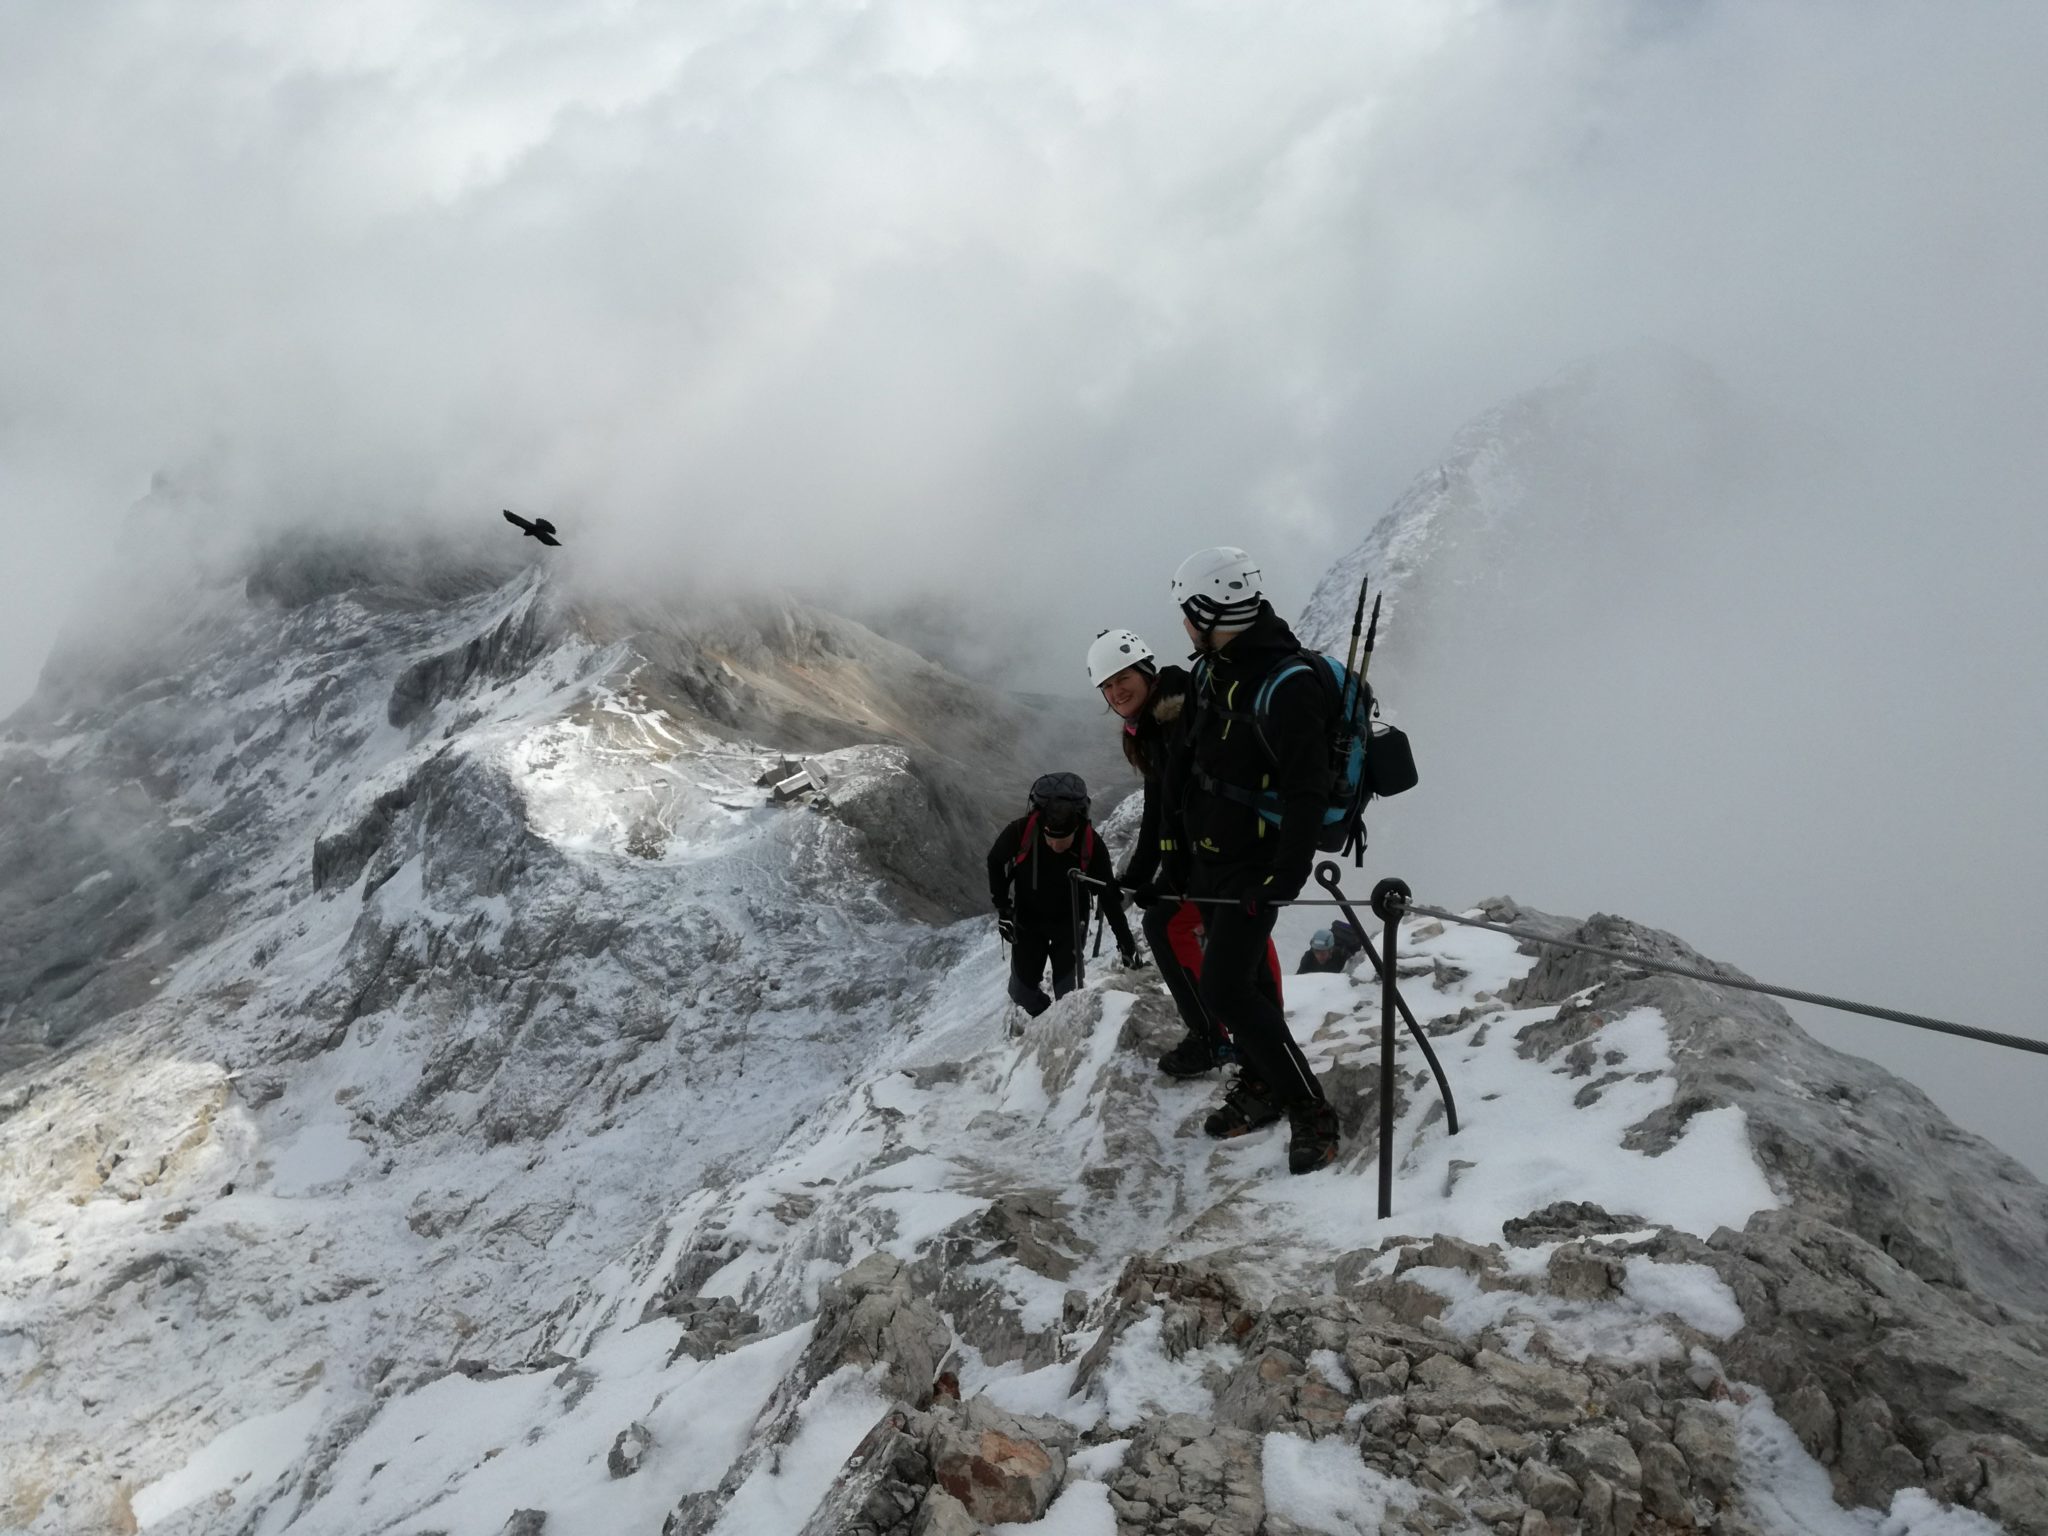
{"left": 1013, "top": 811, "right": 1040, "bottom": 866}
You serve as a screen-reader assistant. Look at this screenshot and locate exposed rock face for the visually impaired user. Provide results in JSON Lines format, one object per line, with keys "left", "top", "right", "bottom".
{"left": 1109, "top": 1414, "right": 1266, "bottom": 1536}
{"left": 1497, "top": 898, "right": 2048, "bottom": 1317}
{"left": 928, "top": 1397, "right": 1071, "bottom": 1523}
{"left": 804, "top": 1254, "right": 954, "bottom": 1410}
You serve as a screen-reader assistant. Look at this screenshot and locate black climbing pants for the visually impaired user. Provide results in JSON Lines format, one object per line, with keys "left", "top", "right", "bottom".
{"left": 1143, "top": 900, "right": 1220, "bottom": 1049}
{"left": 1197, "top": 901, "right": 1325, "bottom": 1108}
{"left": 1008, "top": 922, "right": 1078, "bottom": 1017}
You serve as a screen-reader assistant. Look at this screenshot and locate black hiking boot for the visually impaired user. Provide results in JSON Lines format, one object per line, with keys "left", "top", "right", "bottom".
{"left": 1286, "top": 1099, "right": 1342, "bottom": 1174}
{"left": 1158, "top": 1031, "right": 1221, "bottom": 1078}
{"left": 1204, "top": 1074, "right": 1283, "bottom": 1139}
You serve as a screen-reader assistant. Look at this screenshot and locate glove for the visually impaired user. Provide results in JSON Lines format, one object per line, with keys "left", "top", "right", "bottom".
{"left": 1124, "top": 879, "right": 1166, "bottom": 910}
{"left": 1226, "top": 864, "right": 1310, "bottom": 908}
{"left": 1118, "top": 943, "right": 1145, "bottom": 969}
{"left": 1267, "top": 862, "right": 1312, "bottom": 905}
{"left": 995, "top": 908, "right": 1016, "bottom": 942}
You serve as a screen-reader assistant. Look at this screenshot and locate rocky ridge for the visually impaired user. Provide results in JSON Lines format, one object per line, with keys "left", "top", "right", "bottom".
{"left": 0, "top": 515, "right": 2043, "bottom": 1536}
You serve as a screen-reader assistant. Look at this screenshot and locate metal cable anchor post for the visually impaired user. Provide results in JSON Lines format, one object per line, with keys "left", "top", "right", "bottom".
{"left": 1371, "top": 877, "right": 1411, "bottom": 1221}
{"left": 1309, "top": 864, "right": 1458, "bottom": 1221}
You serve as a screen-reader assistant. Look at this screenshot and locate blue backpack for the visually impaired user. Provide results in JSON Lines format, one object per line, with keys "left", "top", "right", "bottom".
{"left": 1191, "top": 651, "right": 1416, "bottom": 864}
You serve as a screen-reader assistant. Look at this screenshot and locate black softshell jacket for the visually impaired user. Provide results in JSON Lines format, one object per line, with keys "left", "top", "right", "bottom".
{"left": 1180, "top": 605, "right": 1334, "bottom": 900}
{"left": 987, "top": 819, "right": 1137, "bottom": 948}
{"left": 1116, "top": 665, "right": 1192, "bottom": 895}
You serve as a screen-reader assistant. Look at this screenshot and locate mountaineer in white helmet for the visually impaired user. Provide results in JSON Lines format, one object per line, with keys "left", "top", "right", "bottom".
{"left": 1088, "top": 626, "right": 1283, "bottom": 1085}
{"left": 1169, "top": 546, "right": 1343, "bottom": 1174}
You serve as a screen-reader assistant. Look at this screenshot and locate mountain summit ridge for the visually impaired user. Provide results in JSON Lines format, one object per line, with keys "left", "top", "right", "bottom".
{"left": 0, "top": 510, "right": 2042, "bottom": 1534}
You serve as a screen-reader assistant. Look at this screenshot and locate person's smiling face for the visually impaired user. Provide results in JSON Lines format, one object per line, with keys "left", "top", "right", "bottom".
{"left": 1099, "top": 666, "right": 1151, "bottom": 719}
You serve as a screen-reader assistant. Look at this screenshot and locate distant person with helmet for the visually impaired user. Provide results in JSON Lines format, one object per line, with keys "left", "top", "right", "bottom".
{"left": 1172, "top": 546, "right": 1344, "bottom": 1174}
{"left": 1087, "top": 627, "right": 1284, "bottom": 1079}
{"left": 988, "top": 772, "right": 1138, "bottom": 1018}
{"left": 1297, "top": 930, "right": 1345, "bottom": 974}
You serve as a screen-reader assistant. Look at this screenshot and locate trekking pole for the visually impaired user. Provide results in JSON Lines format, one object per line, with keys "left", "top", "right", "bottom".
{"left": 1339, "top": 581, "right": 1376, "bottom": 865}
{"left": 1359, "top": 592, "right": 1382, "bottom": 682}
{"left": 1340, "top": 576, "right": 1369, "bottom": 679}
{"left": 1092, "top": 911, "right": 1106, "bottom": 959}
{"left": 1068, "top": 868, "right": 1087, "bottom": 989}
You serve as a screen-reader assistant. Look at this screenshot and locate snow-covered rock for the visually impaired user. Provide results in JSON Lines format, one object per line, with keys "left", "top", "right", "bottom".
{"left": 2, "top": 518, "right": 2044, "bottom": 1536}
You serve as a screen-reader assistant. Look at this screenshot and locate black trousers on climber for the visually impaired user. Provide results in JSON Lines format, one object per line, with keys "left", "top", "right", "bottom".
{"left": 1008, "top": 923, "right": 1079, "bottom": 1017}
{"left": 1198, "top": 902, "right": 1326, "bottom": 1107}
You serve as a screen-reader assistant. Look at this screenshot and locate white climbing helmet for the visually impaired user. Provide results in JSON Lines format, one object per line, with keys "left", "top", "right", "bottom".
{"left": 1171, "top": 547, "right": 1264, "bottom": 632}
{"left": 1086, "top": 628, "right": 1156, "bottom": 688}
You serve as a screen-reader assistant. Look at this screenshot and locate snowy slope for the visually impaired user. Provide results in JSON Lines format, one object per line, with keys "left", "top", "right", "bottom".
{"left": 0, "top": 526, "right": 1087, "bottom": 1533}
{"left": 2, "top": 515, "right": 2043, "bottom": 1536}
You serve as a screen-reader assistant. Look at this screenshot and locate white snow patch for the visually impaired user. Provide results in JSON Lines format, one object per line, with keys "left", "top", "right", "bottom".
{"left": 709, "top": 1364, "right": 890, "bottom": 1536}
{"left": 1406, "top": 1264, "right": 1684, "bottom": 1365}
{"left": 1878, "top": 1489, "right": 2007, "bottom": 1535}
{"left": 134, "top": 1388, "right": 330, "bottom": 1529}
{"left": 1094, "top": 1309, "right": 1239, "bottom": 1431}
{"left": 273, "top": 1322, "right": 810, "bottom": 1535}
{"left": 1068, "top": 1439, "right": 1132, "bottom": 1480}
{"left": 264, "top": 1120, "right": 364, "bottom": 1195}
{"left": 1308, "top": 1348, "right": 1356, "bottom": 1394}
{"left": 973, "top": 1357, "right": 1093, "bottom": 1426}
{"left": 1245, "top": 1002, "right": 1779, "bottom": 1261}
{"left": 1622, "top": 1256, "right": 1745, "bottom": 1339}
{"left": 1729, "top": 1391, "right": 2006, "bottom": 1535}
{"left": 1262, "top": 1431, "right": 1422, "bottom": 1534}
{"left": 992, "top": 1476, "right": 1117, "bottom": 1535}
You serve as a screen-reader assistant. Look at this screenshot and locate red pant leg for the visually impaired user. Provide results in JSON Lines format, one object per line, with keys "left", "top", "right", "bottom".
{"left": 1166, "top": 901, "right": 1206, "bottom": 975}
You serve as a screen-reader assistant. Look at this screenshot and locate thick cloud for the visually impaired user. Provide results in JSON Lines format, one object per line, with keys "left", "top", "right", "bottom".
{"left": 4, "top": 2, "right": 2033, "bottom": 688}
{"left": 3, "top": 3, "right": 2045, "bottom": 1159}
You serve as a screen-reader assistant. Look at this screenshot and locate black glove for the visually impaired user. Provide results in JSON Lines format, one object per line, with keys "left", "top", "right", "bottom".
{"left": 1266, "top": 861, "right": 1313, "bottom": 905}
{"left": 1118, "top": 942, "right": 1145, "bottom": 969}
{"left": 995, "top": 907, "right": 1016, "bottom": 942}
{"left": 1124, "top": 879, "right": 1166, "bottom": 909}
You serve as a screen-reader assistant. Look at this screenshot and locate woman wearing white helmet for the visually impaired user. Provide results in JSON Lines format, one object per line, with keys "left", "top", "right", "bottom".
{"left": 1087, "top": 626, "right": 1283, "bottom": 1089}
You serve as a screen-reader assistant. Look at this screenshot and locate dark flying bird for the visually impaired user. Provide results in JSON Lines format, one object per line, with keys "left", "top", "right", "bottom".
{"left": 503, "top": 509, "right": 561, "bottom": 547}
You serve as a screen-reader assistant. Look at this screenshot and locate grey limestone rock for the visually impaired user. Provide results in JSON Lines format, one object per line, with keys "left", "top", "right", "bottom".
{"left": 1700, "top": 1207, "right": 2048, "bottom": 1516}
{"left": 1671, "top": 1401, "right": 1740, "bottom": 1505}
{"left": 1514, "top": 1458, "right": 1581, "bottom": 1516}
{"left": 1498, "top": 903, "right": 2048, "bottom": 1318}
{"left": 1559, "top": 1426, "right": 1641, "bottom": 1492}
{"left": 1636, "top": 1438, "right": 1691, "bottom": 1521}
{"left": 790, "top": 1408, "right": 935, "bottom": 1536}
{"left": 806, "top": 1253, "right": 953, "bottom": 1410}
{"left": 1106, "top": 1415, "right": 1264, "bottom": 1536}
{"left": 911, "top": 1489, "right": 981, "bottom": 1536}
{"left": 1546, "top": 1241, "right": 1625, "bottom": 1300}
{"left": 607, "top": 1421, "right": 652, "bottom": 1479}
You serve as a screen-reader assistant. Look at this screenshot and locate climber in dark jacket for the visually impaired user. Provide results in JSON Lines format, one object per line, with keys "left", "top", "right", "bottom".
{"left": 988, "top": 772, "right": 1136, "bottom": 1017}
{"left": 1087, "top": 628, "right": 1281, "bottom": 1078}
{"left": 1171, "top": 546, "right": 1343, "bottom": 1174}
{"left": 1297, "top": 929, "right": 1345, "bottom": 974}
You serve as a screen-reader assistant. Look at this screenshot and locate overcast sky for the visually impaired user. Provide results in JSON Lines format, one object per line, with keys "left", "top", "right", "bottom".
{"left": 3, "top": 1, "right": 2045, "bottom": 1167}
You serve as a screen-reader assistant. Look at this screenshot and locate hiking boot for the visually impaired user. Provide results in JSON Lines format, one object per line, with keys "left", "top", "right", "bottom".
{"left": 1286, "top": 1099, "right": 1342, "bottom": 1174}
{"left": 1204, "top": 1074, "right": 1283, "bottom": 1139}
{"left": 1158, "top": 1031, "right": 1220, "bottom": 1078}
